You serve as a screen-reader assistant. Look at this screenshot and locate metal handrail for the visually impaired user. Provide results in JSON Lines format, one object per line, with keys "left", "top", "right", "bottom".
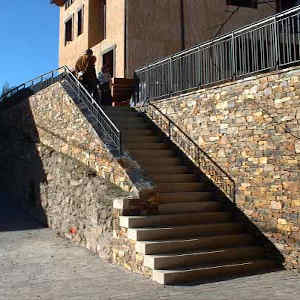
{"left": 0, "top": 66, "right": 122, "bottom": 155}
{"left": 134, "top": 5, "right": 300, "bottom": 104}
{"left": 136, "top": 5, "right": 300, "bottom": 72}
{"left": 0, "top": 67, "right": 65, "bottom": 101}
{"left": 137, "top": 101, "right": 235, "bottom": 203}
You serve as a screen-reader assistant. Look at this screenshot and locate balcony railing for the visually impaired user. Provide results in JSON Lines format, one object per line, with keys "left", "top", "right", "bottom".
{"left": 133, "top": 5, "right": 300, "bottom": 105}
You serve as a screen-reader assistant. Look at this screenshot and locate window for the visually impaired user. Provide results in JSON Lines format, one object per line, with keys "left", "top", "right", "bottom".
{"left": 277, "top": 0, "right": 300, "bottom": 12}
{"left": 226, "top": 0, "right": 257, "bottom": 9}
{"left": 77, "top": 7, "right": 83, "bottom": 36}
{"left": 65, "top": 0, "right": 74, "bottom": 10}
{"left": 65, "top": 17, "right": 73, "bottom": 45}
{"left": 103, "top": 0, "right": 107, "bottom": 39}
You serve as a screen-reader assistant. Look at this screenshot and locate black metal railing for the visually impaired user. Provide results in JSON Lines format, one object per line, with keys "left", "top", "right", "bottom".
{"left": 137, "top": 102, "right": 235, "bottom": 203}
{"left": 134, "top": 5, "right": 300, "bottom": 104}
{"left": 0, "top": 66, "right": 122, "bottom": 155}
{"left": 0, "top": 68, "right": 65, "bottom": 101}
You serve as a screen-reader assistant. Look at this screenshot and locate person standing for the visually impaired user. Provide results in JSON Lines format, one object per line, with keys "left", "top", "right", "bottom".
{"left": 98, "top": 64, "right": 112, "bottom": 105}
{"left": 75, "top": 49, "right": 101, "bottom": 104}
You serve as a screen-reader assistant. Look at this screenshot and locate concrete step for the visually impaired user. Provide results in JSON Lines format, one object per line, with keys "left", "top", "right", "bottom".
{"left": 123, "top": 128, "right": 155, "bottom": 136}
{"left": 120, "top": 212, "right": 232, "bottom": 228}
{"left": 104, "top": 109, "right": 139, "bottom": 116}
{"left": 144, "top": 246, "right": 266, "bottom": 270}
{"left": 125, "top": 142, "right": 169, "bottom": 150}
{"left": 141, "top": 157, "right": 182, "bottom": 167}
{"left": 109, "top": 117, "right": 142, "bottom": 124}
{"left": 114, "top": 121, "right": 151, "bottom": 129}
{"left": 152, "top": 259, "right": 277, "bottom": 285}
{"left": 103, "top": 107, "right": 133, "bottom": 112}
{"left": 130, "top": 149, "right": 175, "bottom": 158}
{"left": 158, "top": 201, "right": 222, "bottom": 214}
{"left": 127, "top": 222, "right": 244, "bottom": 241}
{"left": 151, "top": 174, "right": 198, "bottom": 183}
{"left": 145, "top": 165, "right": 191, "bottom": 174}
{"left": 124, "top": 135, "right": 161, "bottom": 143}
{"left": 158, "top": 192, "right": 212, "bottom": 203}
{"left": 157, "top": 182, "right": 207, "bottom": 193}
{"left": 135, "top": 233, "right": 255, "bottom": 255}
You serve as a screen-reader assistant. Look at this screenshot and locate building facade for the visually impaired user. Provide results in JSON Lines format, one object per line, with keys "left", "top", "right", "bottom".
{"left": 53, "top": 0, "right": 299, "bottom": 78}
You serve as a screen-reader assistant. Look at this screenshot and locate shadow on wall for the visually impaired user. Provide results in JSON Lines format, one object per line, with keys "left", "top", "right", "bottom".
{"left": 0, "top": 90, "right": 47, "bottom": 232}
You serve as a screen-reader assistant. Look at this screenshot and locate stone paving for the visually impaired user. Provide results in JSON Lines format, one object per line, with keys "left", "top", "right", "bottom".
{"left": 0, "top": 194, "right": 299, "bottom": 300}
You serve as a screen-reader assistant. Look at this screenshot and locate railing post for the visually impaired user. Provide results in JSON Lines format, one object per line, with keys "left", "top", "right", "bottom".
{"left": 197, "top": 47, "right": 201, "bottom": 88}
{"left": 231, "top": 33, "right": 236, "bottom": 80}
{"left": 273, "top": 16, "right": 280, "bottom": 69}
{"left": 169, "top": 58, "right": 173, "bottom": 96}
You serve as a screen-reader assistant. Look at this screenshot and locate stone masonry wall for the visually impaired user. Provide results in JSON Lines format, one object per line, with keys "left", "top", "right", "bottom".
{"left": 0, "top": 80, "right": 155, "bottom": 272}
{"left": 154, "top": 66, "right": 300, "bottom": 271}
{"left": 0, "top": 124, "right": 129, "bottom": 261}
{"left": 1, "top": 81, "right": 155, "bottom": 198}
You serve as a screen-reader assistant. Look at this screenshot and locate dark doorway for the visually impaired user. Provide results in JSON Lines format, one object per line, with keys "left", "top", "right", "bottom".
{"left": 103, "top": 50, "right": 114, "bottom": 77}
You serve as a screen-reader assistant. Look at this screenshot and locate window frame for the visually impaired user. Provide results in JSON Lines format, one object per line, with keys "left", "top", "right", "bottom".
{"left": 65, "top": 0, "right": 74, "bottom": 10}
{"left": 77, "top": 6, "right": 84, "bottom": 36}
{"left": 64, "top": 15, "right": 73, "bottom": 45}
{"left": 103, "top": 0, "right": 107, "bottom": 40}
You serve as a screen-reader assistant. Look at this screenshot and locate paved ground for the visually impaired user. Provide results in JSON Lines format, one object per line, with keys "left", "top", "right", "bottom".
{"left": 0, "top": 193, "right": 299, "bottom": 300}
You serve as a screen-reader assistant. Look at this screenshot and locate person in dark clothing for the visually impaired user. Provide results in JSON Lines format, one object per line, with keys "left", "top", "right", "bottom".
{"left": 75, "top": 49, "right": 101, "bottom": 104}
{"left": 98, "top": 64, "right": 112, "bottom": 106}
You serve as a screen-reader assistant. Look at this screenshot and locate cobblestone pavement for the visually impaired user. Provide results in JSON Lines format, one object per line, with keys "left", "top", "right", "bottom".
{"left": 0, "top": 194, "right": 299, "bottom": 300}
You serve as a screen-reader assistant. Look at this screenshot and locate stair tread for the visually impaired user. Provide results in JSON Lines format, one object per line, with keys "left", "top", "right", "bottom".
{"left": 160, "top": 191, "right": 211, "bottom": 196}
{"left": 128, "top": 222, "right": 244, "bottom": 241}
{"left": 158, "top": 201, "right": 220, "bottom": 207}
{"left": 121, "top": 211, "right": 230, "bottom": 220}
{"left": 136, "top": 233, "right": 253, "bottom": 245}
{"left": 158, "top": 182, "right": 204, "bottom": 186}
{"left": 145, "top": 246, "right": 264, "bottom": 258}
{"left": 151, "top": 174, "right": 198, "bottom": 183}
{"left": 158, "top": 192, "right": 212, "bottom": 201}
{"left": 158, "top": 201, "right": 222, "bottom": 213}
{"left": 153, "top": 258, "right": 276, "bottom": 273}
{"left": 128, "top": 222, "right": 241, "bottom": 232}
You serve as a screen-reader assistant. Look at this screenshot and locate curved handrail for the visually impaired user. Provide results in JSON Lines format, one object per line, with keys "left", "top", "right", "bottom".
{"left": 137, "top": 101, "right": 235, "bottom": 202}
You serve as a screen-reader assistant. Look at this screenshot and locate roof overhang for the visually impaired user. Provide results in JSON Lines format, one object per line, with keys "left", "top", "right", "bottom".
{"left": 50, "top": 0, "right": 65, "bottom": 7}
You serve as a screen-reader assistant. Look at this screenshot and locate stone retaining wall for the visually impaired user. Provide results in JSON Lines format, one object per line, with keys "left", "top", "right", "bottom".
{"left": 0, "top": 117, "right": 130, "bottom": 261}
{"left": 154, "top": 66, "right": 300, "bottom": 271}
{"left": 0, "top": 81, "right": 155, "bottom": 198}
{"left": 0, "top": 80, "right": 155, "bottom": 268}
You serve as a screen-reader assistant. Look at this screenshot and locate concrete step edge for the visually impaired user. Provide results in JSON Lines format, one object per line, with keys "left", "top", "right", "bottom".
{"left": 135, "top": 233, "right": 254, "bottom": 254}
{"left": 152, "top": 259, "right": 277, "bottom": 284}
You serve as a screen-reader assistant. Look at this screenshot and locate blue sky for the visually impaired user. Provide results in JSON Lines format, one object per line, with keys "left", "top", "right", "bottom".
{"left": 0, "top": 2, "right": 59, "bottom": 90}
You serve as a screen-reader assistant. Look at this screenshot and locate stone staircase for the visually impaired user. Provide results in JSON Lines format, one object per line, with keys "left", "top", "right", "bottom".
{"left": 104, "top": 106, "right": 280, "bottom": 285}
